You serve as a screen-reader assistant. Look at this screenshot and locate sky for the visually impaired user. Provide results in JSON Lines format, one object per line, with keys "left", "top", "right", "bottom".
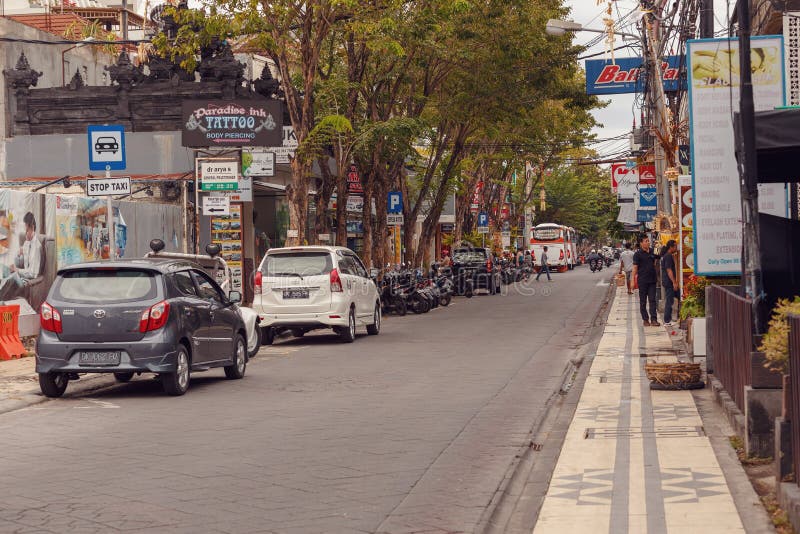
{"left": 564, "top": 0, "right": 732, "bottom": 159}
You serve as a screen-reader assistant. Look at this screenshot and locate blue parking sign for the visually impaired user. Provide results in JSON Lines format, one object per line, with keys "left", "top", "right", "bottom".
{"left": 88, "top": 124, "right": 126, "bottom": 171}
{"left": 477, "top": 211, "right": 489, "bottom": 227}
{"left": 387, "top": 191, "right": 403, "bottom": 213}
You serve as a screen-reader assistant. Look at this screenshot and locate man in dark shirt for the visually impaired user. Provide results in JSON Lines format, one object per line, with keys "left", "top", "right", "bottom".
{"left": 661, "top": 239, "right": 678, "bottom": 325}
{"left": 632, "top": 234, "right": 659, "bottom": 326}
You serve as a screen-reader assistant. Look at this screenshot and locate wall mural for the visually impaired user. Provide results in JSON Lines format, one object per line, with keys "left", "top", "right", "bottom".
{"left": 0, "top": 189, "right": 184, "bottom": 313}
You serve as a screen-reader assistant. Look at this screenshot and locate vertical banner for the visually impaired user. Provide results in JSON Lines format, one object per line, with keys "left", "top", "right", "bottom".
{"left": 210, "top": 203, "right": 243, "bottom": 291}
{"left": 687, "top": 36, "right": 786, "bottom": 275}
{"left": 611, "top": 163, "right": 638, "bottom": 202}
{"left": 678, "top": 175, "right": 695, "bottom": 297}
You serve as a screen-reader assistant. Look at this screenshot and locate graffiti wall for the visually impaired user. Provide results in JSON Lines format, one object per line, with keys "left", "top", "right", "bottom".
{"left": 0, "top": 189, "right": 184, "bottom": 313}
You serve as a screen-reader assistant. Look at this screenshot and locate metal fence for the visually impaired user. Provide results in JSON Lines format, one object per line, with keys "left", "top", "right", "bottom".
{"left": 789, "top": 315, "right": 800, "bottom": 483}
{"left": 709, "top": 284, "right": 753, "bottom": 412}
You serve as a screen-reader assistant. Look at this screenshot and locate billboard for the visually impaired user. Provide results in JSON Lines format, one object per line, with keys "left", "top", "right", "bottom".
{"left": 687, "top": 36, "right": 786, "bottom": 275}
{"left": 585, "top": 56, "right": 683, "bottom": 95}
{"left": 611, "top": 163, "right": 638, "bottom": 201}
{"left": 182, "top": 100, "right": 283, "bottom": 147}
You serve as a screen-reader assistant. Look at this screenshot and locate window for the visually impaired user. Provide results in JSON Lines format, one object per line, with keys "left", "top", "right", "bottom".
{"left": 54, "top": 269, "right": 157, "bottom": 303}
{"left": 262, "top": 252, "right": 333, "bottom": 277}
{"left": 191, "top": 270, "right": 224, "bottom": 303}
{"left": 173, "top": 271, "right": 198, "bottom": 297}
{"left": 337, "top": 253, "right": 357, "bottom": 275}
{"left": 347, "top": 253, "right": 368, "bottom": 278}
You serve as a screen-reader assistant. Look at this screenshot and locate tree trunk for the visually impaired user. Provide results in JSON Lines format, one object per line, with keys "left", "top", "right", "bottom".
{"left": 313, "top": 157, "right": 335, "bottom": 245}
{"left": 372, "top": 177, "right": 389, "bottom": 269}
{"left": 286, "top": 158, "right": 311, "bottom": 246}
{"left": 335, "top": 172, "right": 347, "bottom": 247}
{"left": 360, "top": 172, "right": 374, "bottom": 269}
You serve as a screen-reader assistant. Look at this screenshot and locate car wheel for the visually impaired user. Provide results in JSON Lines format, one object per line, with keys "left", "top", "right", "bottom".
{"left": 114, "top": 372, "right": 134, "bottom": 383}
{"left": 161, "top": 345, "right": 190, "bottom": 396}
{"left": 247, "top": 326, "right": 262, "bottom": 358}
{"left": 290, "top": 328, "right": 306, "bottom": 338}
{"left": 338, "top": 308, "right": 356, "bottom": 343}
{"left": 261, "top": 326, "right": 275, "bottom": 346}
{"left": 39, "top": 372, "right": 69, "bottom": 398}
{"left": 366, "top": 304, "right": 381, "bottom": 335}
{"left": 225, "top": 335, "right": 247, "bottom": 379}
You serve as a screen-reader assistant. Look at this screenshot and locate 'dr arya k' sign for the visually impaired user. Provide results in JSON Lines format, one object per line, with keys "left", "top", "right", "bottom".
{"left": 182, "top": 100, "right": 283, "bottom": 147}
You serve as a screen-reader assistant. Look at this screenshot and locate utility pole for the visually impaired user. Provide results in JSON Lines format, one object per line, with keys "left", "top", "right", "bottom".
{"left": 736, "top": 0, "right": 766, "bottom": 334}
{"left": 700, "top": 0, "right": 714, "bottom": 38}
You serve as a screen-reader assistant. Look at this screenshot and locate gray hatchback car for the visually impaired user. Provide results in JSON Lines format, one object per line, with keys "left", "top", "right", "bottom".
{"left": 36, "top": 258, "right": 248, "bottom": 397}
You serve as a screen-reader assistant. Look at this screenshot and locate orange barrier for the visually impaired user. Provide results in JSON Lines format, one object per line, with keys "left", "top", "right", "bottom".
{"left": 0, "top": 305, "right": 26, "bottom": 360}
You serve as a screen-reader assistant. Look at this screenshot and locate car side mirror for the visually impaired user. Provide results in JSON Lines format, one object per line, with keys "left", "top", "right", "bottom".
{"left": 228, "top": 290, "right": 242, "bottom": 304}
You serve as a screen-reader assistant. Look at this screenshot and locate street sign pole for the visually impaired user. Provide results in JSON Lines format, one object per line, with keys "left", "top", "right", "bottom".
{"left": 105, "top": 166, "right": 115, "bottom": 261}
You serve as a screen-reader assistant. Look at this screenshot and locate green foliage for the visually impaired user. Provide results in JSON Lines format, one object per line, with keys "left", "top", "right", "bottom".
{"left": 759, "top": 296, "right": 800, "bottom": 374}
{"left": 679, "top": 296, "right": 705, "bottom": 320}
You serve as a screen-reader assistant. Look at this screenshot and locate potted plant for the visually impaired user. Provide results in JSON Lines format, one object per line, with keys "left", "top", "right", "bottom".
{"left": 760, "top": 297, "right": 800, "bottom": 376}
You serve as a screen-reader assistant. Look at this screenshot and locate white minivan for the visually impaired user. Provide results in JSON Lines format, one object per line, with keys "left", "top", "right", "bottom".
{"left": 253, "top": 246, "right": 381, "bottom": 343}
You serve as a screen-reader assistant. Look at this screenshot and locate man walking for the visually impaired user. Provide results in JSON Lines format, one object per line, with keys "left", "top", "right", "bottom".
{"left": 536, "top": 246, "right": 552, "bottom": 281}
{"left": 619, "top": 242, "right": 635, "bottom": 294}
{"left": 661, "top": 239, "right": 678, "bottom": 326}
{"left": 632, "top": 234, "right": 659, "bottom": 326}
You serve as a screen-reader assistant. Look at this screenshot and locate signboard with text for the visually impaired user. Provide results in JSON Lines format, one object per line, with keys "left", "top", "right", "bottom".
{"left": 687, "top": 36, "right": 786, "bottom": 275}
{"left": 87, "top": 176, "right": 130, "bottom": 196}
{"left": 199, "top": 160, "right": 238, "bottom": 191}
{"left": 585, "top": 55, "right": 683, "bottom": 95}
{"left": 182, "top": 100, "right": 282, "bottom": 147}
{"left": 611, "top": 163, "right": 638, "bottom": 201}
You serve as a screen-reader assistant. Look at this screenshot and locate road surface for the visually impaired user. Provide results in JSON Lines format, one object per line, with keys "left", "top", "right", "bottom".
{"left": 0, "top": 268, "right": 612, "bottom": 533}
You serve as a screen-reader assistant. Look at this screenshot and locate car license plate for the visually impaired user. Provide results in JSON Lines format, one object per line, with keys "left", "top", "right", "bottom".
{"left": 78, "top": 351, "right": 121, "bottom": 366}
{"left": 283, "top": 288, "right": 309, "bottom": 299}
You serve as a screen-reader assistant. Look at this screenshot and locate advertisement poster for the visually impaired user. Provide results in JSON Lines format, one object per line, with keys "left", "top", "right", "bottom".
{"left": 210, "top": 204, "right": 243, "bottom": 291}
{"left": 687, "top": 36, "right": 786, "bottom": 275}
{"left": 678, "top": 175, "right": 695, "bottom": 297}
{"left": 55, "top": 196, "right": 127, "bottom": 268}
{"left": 0, "top": 190, "right": 52, "bottom": 312}
{"left": 182, "top": 100, "right": 282, "bottom": 147}
{"left": 585, "top": 55, "right": 683, "bottom": 95}
{"left": 611, "top": 163, "right": 638, "bottom": 201}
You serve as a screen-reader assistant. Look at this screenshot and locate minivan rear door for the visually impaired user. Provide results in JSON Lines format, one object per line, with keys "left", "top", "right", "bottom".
{"left": 50, "top": 267, "right": 161, "bottom": 342}
{"left": 259, "top": 251, "right": 333, "bottom": 314}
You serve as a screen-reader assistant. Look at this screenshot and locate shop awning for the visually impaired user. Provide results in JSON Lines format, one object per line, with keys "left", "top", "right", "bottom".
{"left": 735, "top": 107, "right": 800, "bottom": 183}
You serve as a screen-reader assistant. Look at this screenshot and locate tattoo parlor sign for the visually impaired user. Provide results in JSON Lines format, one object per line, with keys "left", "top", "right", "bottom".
{"left": 182, "top": 100, "right": 282, "bottom": 147}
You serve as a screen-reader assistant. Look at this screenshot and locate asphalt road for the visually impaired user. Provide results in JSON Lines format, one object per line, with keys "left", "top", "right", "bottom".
{"left": 0, "top": 266, "right": 613, "bottom": 534}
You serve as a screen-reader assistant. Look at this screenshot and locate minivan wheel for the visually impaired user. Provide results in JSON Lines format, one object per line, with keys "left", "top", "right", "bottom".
{"left": 162, "top": 346, "right": 190, "bottom": 396}
{"left": 114, "top": 372, "right": 134, "bottom": 383}
{"left": 39, "top": 372, "right": 69, "bottom": 398}
{"left": 225, "top": 335, "right": 247, "bottom": 379}
{"left": 247, "top": 326, "right": 262, "bottom": 358}
{"left": 366, "top": 304, "right": 381, "bottom": 335}
{"left": 261, "top": 326, "right": 275, "bottom": 346}
{"left": 338, "top": 308, "right": 356, "bottom": 343}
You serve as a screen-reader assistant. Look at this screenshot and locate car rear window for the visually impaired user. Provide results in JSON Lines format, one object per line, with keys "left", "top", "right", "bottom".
{"left": 452, "top": 250, "right": 487, "bottom": 263}
{"left": 262, "top": 252, "right": 333, "bottom": 277}
{"left": 54, "top": 269, "right": 158, "bottom": 303}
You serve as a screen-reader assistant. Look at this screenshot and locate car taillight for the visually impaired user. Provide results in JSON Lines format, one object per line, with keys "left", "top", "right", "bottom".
{"left": 40, "top": 302, "right": 62, "bottom": 333}
{"left": 139, "top": 300, "right": 170, "bottom": 333}
{"left": 254, "top": 271, "right": 262, "bottom": 295}
{"left": 330, "top": 268, "right": 343, "bottom": 292}
{"left": 559, "top": 250, "right": 564, "bottom": 260}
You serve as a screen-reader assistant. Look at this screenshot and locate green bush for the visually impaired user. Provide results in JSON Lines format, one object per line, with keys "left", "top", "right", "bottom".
{"left": 760, "top": 296, "right": 800, "bottom": 374}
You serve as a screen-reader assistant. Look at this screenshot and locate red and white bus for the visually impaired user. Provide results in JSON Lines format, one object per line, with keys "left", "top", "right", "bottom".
{"left": 529, "top": 223, "right": 576, "bottom": 272}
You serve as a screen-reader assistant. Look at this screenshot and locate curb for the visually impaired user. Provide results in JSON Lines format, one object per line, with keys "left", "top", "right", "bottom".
{"left": 0, "top": 373, "right": 118, "bottom": 417}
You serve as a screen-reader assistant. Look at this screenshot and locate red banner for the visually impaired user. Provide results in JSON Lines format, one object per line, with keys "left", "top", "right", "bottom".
{"left": 347, "top": 164, "right": 363, "bottom": 194}
{"left": 638, "top": 165, "right": 656, "bottom": 185}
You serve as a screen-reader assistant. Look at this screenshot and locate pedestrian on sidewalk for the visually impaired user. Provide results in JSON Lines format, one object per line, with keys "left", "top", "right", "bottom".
{"left": 619, "top": 242, "right": 635, "bottom": 294}
{"left": 632, "top": 234, "right": 659, "bottom": 326}
{"left": 536, "top": 246, "right": 552, "bottom": 281}
{"left": 661, "top": 239, "right": 678, "bottom": 326}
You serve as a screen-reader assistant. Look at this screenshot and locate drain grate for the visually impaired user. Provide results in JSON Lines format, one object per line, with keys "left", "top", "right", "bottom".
{"left": 584, "top": 425, "right": 705, "bottom": 439}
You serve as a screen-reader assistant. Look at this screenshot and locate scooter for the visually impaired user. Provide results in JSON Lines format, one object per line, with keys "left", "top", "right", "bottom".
{"left": 589, "top": 258, "right": 602, "bottom": 272}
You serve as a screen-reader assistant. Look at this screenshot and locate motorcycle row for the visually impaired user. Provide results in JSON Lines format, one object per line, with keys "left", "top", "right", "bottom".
{"left": 376, "top": 260, "right": 532, "bottom": 316}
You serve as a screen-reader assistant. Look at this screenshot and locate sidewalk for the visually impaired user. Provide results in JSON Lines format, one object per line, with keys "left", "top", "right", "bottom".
{"left": 533, "top": 287, "right": 748, "bottom": 534}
